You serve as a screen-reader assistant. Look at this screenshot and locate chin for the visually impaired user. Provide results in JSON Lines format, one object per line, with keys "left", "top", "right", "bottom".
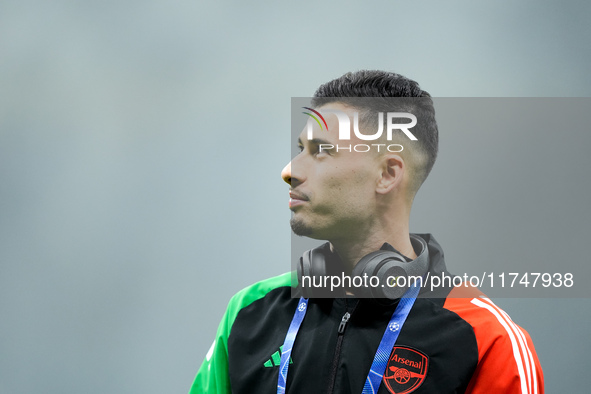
{"left": 290, "top": 216, "right": 314, "bottom": 237}
{"left": 290, "top": 216, "right": 335, "bottom": 241}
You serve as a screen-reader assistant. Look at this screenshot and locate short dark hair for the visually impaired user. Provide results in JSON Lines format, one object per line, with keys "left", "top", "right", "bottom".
{"left": 311, "top": 70, "right": 438, "bottom": 193}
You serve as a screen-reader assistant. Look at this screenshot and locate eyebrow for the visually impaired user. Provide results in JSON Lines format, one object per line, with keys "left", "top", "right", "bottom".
{"left": 297, "top": 137, "right": 333, "bottom": 146}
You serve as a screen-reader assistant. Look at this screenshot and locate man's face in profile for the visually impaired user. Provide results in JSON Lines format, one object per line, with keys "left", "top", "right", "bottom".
{"left": 281, "top": 103, "right": 383, "bottom": 241}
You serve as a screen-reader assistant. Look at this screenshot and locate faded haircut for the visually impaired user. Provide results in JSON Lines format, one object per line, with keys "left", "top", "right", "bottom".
{"left": 311, "top": 70, "right": 438, "bottom": 195}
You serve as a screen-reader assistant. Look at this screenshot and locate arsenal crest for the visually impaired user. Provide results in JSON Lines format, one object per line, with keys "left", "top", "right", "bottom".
{"left": 383, "top": 346, "right": 428, "bottom": 394}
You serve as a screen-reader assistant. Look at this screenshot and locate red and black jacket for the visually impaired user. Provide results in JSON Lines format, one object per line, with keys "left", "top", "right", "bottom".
{"left": 191, "top": 234, "right": 544, "bottom": 394}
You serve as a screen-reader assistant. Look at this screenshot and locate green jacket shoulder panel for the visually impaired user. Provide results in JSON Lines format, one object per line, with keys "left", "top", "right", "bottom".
{"left": 189, "top": 272, "right": 292, "bottom": 394}
{"left": 225, "top": 271, "right": 292, "bottom": 330}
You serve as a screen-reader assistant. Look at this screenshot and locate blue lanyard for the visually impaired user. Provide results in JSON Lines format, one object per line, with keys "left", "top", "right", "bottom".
{"left": 277, "top": 282, "right": 420, "bottom": 394}
{"left": 277, "top": 298, "right": 309, "bottom": 394}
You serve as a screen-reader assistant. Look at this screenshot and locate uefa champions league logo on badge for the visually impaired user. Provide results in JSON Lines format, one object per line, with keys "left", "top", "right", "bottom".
{"left": 298, "top": 302, "right": 306, "bottom": 312}
{"left": 389, "top": 322, "right": 400, "bottom": 332}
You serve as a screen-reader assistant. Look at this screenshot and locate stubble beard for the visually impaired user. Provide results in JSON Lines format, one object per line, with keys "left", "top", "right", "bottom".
{"left": 290, "top": 216, "right": 314, "bottom": 237}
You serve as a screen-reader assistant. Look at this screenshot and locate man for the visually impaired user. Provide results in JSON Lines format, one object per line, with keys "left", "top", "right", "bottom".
{"left": 190, "top": 70, "right": 544, "bottom": 393}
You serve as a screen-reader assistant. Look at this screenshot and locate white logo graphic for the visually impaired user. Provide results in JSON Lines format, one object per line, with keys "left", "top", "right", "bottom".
{"left": 306, "top": 109, "right": 417, "bottom": 141}
{"left": 298, "top": 303, "right": 306, "bottom": 312}
{"left": 389, "top": 322, "right": 400, "bottom": 332}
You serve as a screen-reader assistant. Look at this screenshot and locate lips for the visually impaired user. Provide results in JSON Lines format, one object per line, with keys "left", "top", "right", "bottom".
{"left": 289, "top": 190, "right": 309, "bottom": 201}
{"left": 289, "top": 190, "right": 309, "bottom": 209}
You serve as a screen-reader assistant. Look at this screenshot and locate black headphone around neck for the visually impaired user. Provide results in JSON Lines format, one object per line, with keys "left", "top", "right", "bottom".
{"left": 297, "top": 234, "right": 429, "bottom": 299}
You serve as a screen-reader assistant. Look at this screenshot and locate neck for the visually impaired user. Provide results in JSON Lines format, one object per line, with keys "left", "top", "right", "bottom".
{"left": 329, "top": 214, "right": 415, "bottom": 274}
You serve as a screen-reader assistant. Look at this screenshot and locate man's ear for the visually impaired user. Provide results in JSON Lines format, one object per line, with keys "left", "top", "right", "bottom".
{"left": 376, "top": 154, "right": 405, "bottom": 194}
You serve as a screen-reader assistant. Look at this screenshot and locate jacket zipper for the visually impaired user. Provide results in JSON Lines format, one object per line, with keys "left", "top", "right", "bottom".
{"left": 338, "top": 312, "right": 351, "bottom": 334}
{"left": 326, "top": 299, "right": 358, "bottom": 394}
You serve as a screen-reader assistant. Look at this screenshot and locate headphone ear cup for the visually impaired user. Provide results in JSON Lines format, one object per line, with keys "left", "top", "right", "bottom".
{"left": 298, "top": 251, "right": 311, "bottom": 298}
{"left": 298, "top": 244, "right": 330, "bottom": 298}
{"left": 352, "top": 250, "right": 409, "bottom": 299}
{"left": 375, "top": 263, "right": 409, "bottom": 300}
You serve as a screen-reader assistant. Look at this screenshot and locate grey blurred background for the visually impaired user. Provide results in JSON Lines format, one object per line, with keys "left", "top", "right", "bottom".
{"left": 1, "top": 1, "right": 589, "bottom": 393}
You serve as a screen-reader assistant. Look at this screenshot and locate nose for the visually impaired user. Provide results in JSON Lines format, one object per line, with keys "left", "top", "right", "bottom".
{"left": 281, "top": 162, "right": 292, "bottom": 185}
